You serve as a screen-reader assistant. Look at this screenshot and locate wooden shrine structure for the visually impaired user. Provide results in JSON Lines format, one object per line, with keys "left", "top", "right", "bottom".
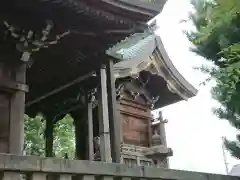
{"left": 0, "top": 1, "right": 238, "bottom": 180}
{"left": 108, "top": 29, "right": 197, "bottom": 167}
{"left": 0, "top": 0, "right": 198, "bottom": 165}
{"left": 0, "top": 0, "right": 168, "bottom": 162}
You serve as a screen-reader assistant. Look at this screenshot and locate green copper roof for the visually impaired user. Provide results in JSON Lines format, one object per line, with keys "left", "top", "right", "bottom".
{"left": 106, "top": 30, "right": 157, "bottom": 78}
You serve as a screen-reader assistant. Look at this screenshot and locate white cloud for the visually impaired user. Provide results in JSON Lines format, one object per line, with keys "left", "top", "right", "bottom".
{"left": 154, "top": 0, "right": 240, "bottom": 174}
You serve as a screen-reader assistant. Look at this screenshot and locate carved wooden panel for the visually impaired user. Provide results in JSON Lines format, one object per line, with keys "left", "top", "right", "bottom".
{"left": 119, "top": 98, "right": 152, "bottom": 147}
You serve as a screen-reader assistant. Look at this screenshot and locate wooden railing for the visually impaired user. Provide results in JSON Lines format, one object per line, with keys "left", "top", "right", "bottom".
{"left": 0, "top": 154, "right": 238, "bottom": 180}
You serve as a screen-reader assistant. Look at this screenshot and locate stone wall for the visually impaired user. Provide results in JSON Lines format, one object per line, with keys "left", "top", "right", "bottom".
{"left": 0, "top": 154, "right": 237, "bottom": 180}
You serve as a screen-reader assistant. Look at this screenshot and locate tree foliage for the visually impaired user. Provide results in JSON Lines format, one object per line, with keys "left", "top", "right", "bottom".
{"left": 24, "top": 114, "right": 75, "bottom": 158}
{"left": 24, "top": 115, "right": 45, "bottom": 156}
{"left": 53, "top": 115, "right": 75, "bottom": 158}
{"left": 187, "top": 0, "right": 240, "bottom": 159}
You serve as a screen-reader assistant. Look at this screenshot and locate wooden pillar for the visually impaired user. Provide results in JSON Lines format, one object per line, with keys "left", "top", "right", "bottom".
{"left": 0, "top": 92, "right": 11, "bottom": 153}
{"left": 9, "top": 64, "right": 26, "bottom": 155}
{"left": 106, "top": 60, "right": 121, "bottom": 163}
{"left": 0, "top": 63, "right": 26, "bottom": 155}
{"left": 97, "top": 66, "right": 111, "bottom": 162}
{"left": 45, "top": 120, "right": 54, "bottom": 157}
{"left": 73, "top": 112, "right": 87, "bottom": 160}
{"left": 87, "top": 98, "right": 94, "bottom": 160}
{"left": 158, "top": 112, "right": 167, "bottom": 146}
{"left": 159, "top": 121, "right": 167, "bottom": 146}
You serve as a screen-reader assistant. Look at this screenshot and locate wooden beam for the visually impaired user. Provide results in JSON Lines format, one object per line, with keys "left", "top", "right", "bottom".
{"left": 104, "top": 28, "right": 138, "bottom": 34}
{"left": 26, "top": 72, "right": 94, "bottom": 107}
{"left": 53, "top": 104, "right": 84, "bottom": 123}
{"left": 100, "top": 0, "right": 160, "bottom": 17}
{"left": 0, "top": 78, "right": 29, "bottom": 93}
{"left": 106, "top": 60, "right": 121, "bottom": 163}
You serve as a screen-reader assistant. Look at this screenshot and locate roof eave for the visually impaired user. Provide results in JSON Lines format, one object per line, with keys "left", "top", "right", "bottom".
{"left": 154, "top": 36, "right": 198, "bottom": 100}
{"left": 101, "top": 0, "right": 167, "bottom": 19}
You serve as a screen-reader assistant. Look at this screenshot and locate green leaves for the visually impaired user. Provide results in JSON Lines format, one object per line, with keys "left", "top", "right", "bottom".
{"left": 187, "top": 0, "right": 240, "bottom": 66}
{"left": 224, "top": 137, "right": 240, "bottom": 159}
{"left": 24, "top": 114, "right": 75, "bottom": 158}
{"left": 53, "top": 115, "right": 75, "bottom": 158}
{"left": 187, "top": 0, "right": 240, "bottom": 159}
{"left": 24, "top": 115, "right": 45, "bottom": 156}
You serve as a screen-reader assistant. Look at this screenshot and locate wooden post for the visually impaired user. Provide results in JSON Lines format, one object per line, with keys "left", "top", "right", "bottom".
{"left": 158, "top": 112, "right": 167, "bottom": 146}
{"left": 159, "top": 121, "right": 167, "bottom": 146}
{"left": 97, "top": 66, "right": 112, "bottom": 162}
{"left": 9, "top": 64, "right": 26, "bottom": 155}
{"left": 75, "top": 120, "right": 87, "bottom": 160}
{"left": 0, "top": 92, "right": 11, "bottom": 153}
{"left": 45, "top": 120, "right": 54, "bottom": 157}
{"left": 87, "top": 99, "right": 94, "bottom": 160}
{"left": 0, "top": 63, "right": 26, "bottom": 155}
{"left": 106, "top": 60, "right": 121, "bottom": 163}
{"left": 72, "top": 112, "right": 87, "bottom": 160}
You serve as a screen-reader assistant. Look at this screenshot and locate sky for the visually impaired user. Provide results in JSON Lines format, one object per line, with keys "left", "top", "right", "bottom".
{"left": 153, "top": 0, "right": 240, "bottom": 175}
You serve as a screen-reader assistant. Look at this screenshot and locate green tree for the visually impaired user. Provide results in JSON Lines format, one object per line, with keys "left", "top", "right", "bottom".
{"left": 24, "top": 114, "right": 75, "bottom": 158}
{"left": 53, "top": 114, "right": 75, "bottom": 158}
{"left": 187, "top": 0, "right": 240, "bottom": 158}
{"left": 24, "top": 115, "right": 45, "bottom": 156}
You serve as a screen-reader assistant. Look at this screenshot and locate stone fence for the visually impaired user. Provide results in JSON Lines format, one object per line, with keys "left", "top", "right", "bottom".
{"left": 0, "top": 154, "right": 238, "bottom": 180}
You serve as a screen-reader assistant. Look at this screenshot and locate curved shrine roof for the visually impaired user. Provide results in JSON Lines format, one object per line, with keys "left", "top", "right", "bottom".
{"left": 107, "top": 30, "right": 197, "bottom": 108}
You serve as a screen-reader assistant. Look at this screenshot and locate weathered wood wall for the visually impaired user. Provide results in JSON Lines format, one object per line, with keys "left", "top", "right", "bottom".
{"left": 119, "top": 98, "right": 153, "bottom": 147}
